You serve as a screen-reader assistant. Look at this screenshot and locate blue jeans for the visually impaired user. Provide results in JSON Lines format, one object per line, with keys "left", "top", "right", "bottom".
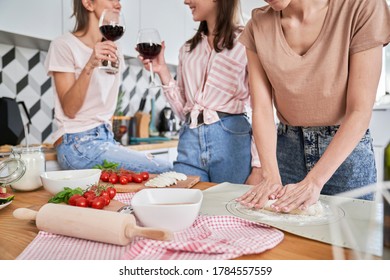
{"left": 56, "top": 124, "right": 172, "bottom": 173}
{"left": 174, "top": 115, "right": 252, "bottom": 183}
{"left": 277, "top": 123, "right": 377, "bottom": 200}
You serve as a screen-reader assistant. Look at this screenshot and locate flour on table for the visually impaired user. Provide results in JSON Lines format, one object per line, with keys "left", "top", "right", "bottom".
{"left": 232, "top": 200, "right": 331, "bottom": 226}
{"left": 263, "top": 200, "right": 324, "bottom": 216}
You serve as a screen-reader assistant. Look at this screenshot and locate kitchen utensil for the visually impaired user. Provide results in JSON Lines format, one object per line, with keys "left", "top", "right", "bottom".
{"left": 131, "top": 188, "right": 203, "bottom": 231}
{"left": 13, "top": 203, "right": 172, "bottom": 245}
{"left": 158, "top": 106, "right": 177, "bottom": 137}
{"left": 0, "top": 97, "right": 31, "bottom": 146}
{"left": 135, "top": 112, "right": 150, "bottom": 138}
{"left": 100, "top": 174, "right": 200, "bottom": 193}
{"left": 40, "top": 169, "right": 101, "bottom": 195}
{"left": 149, "top": 96, "right": 158, "bottom": 137}
{"left": 132, "top": 91, "right": 150, "bottom": 138}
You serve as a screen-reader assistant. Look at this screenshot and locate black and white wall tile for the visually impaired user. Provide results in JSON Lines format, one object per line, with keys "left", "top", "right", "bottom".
{"left": 0, "top": 43, "right": 177, "bottom": 145}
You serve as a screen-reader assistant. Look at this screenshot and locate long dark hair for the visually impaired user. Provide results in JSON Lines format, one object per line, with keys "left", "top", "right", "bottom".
{"left": 186, "top": 0, "right": 240, "bottom": 53}
{"left": 72, "top": 0, "right": 90, "bottom": 34}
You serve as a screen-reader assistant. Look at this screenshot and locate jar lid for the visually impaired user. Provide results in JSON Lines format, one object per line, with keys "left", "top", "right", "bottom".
{"left": 11, "top": 146, "right": 42, "bottom": 154}
{"left": 0, "top": 157, "right": 26, "bottom": 185}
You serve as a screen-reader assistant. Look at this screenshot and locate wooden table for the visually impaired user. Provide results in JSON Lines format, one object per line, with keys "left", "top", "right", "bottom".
{"left": 0, "top": 182, "right": 357, "bottom": 260}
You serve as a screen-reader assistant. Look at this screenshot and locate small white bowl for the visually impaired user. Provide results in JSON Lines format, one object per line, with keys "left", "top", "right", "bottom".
{"left": 131, "top": 188, "right": 203, "bottom": 232}
{"left": 40, "top": 169, "right": 101, "bottom": 195}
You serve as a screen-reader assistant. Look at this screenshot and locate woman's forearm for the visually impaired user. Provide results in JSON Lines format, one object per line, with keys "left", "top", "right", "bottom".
{"left": 54, "top": 63, "right": 94, "bottom": 119}
{"left": 306, "top": 110, "right": 372, "bottom": 186}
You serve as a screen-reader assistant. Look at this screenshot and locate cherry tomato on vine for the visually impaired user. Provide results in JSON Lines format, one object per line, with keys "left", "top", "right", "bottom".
{"left": 132, "top": 174, "right": 143, "bottom": 183}
{"left": 100, "top": 171, "right": 110, "bottom": 182}
{"left": 75, "top": 197, "right": 88, "bottom": 207}
{"left": 119, "top": 175, "right": 129, "bottom": 185}
{"left": 126, "top": 174, "right": 133, "bottom": 183}
{"left": 91, "top": 197, "right": 105, "bottom": 209}
{"left": 68, "top": 194, "right": 82, "bottom": 206}
{"left": 101, "top": 195, "right": 111, "bottom": 206}
{"left": 109, "top": 173, "right": 118, "bottom": 184}
{"left": 107, "top": 187, "right": 117, "bottom": 199}
{"left": 140, "top": 172, "right": 149, "bottom": 181}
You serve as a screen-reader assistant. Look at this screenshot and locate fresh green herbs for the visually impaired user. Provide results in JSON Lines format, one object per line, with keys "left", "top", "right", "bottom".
{"left": 92, "top": 160, "right": 119, "bottom": 171}
{"left": 48, "top": 187, "right": 84, "bottom": 204}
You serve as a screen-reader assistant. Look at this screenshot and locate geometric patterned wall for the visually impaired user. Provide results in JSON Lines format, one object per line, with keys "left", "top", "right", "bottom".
{"left": 0, "top": 43, "right": 177, "bottom": 145}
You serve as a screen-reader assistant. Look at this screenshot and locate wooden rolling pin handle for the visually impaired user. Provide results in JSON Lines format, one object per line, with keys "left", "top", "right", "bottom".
{"left": 126, "top": 225, "right": 173, "bottom": 241}
{"left": 13, "top": 208, "right": 38, "bottom": 220}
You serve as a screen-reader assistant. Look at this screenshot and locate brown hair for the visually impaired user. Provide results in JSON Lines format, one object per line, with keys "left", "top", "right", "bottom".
{"left": 186, "top": 0, "right": 240, "bottom": 53}
{"left": 72, "top": 0, "right": 91, "bottom": 35}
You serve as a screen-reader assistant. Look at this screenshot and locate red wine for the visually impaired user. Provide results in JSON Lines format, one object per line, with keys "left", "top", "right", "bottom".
{"left": 137, "top": 43, "right": 162, "bottom": 59}
{"left": 99, "top": 25, "right": 124, "bottom": 41}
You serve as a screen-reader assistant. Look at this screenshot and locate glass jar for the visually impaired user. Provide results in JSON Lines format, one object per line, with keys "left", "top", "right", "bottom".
{"left": 0, "top": 156, "right": 26, "bottom": 186}
{"left": 9, "top": 146, "right": 46, "bottom": 191}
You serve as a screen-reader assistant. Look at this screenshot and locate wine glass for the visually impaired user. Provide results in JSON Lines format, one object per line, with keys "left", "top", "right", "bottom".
{"left": 136, "top": 28, "right": 162, "bottom": 88}
{"left": 98, "top": 9, "right": 126, "bottom": 74}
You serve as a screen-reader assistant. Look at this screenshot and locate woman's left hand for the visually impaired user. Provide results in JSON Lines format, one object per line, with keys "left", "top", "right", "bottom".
{"left": 270, "top": 178, "right": 323, "bottom": 213}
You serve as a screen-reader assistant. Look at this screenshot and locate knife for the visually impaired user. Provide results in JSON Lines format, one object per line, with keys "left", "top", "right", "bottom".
{"left": 138, "top": 90, "right": 148, "bottom": 112}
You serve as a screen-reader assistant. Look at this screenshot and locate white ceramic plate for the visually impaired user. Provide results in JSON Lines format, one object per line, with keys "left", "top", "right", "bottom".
{"left": 0, "top": 200, "right": 12, "bottom": 210}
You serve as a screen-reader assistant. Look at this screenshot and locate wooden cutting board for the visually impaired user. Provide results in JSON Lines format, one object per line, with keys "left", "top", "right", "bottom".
{"left": 100, "top": 174, "right": 200, "bottom": 193}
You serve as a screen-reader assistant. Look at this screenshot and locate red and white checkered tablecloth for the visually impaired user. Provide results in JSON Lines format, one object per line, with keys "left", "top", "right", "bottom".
{"left": 17, "top": 193, "right": 284, "bottom": 260}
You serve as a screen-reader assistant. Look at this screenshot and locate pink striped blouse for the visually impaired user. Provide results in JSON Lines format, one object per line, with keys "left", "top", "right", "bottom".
{"left": 162, "top": 32, "right": 260, "bottom": 167}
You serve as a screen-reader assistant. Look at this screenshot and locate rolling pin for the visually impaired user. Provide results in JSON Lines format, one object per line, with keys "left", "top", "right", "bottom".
{"left": 13, "top": 203, "right": 172, "bottom": 245}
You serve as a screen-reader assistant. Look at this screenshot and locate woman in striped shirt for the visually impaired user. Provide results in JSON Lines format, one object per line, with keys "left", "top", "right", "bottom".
{"left": 139, "top": 0, "right": 261, "bottom": 184}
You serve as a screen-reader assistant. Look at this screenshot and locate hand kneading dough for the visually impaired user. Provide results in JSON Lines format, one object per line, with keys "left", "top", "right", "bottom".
{"left": 263, "top": 200, "right": 324, "bottom": 216}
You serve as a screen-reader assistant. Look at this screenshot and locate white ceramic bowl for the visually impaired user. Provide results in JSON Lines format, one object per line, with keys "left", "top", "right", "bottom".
{"left": 40, "top": 169, "right": 101, "bottom": 195}
{"left": 131, "top": 188, "right": 203, "bottom": 232}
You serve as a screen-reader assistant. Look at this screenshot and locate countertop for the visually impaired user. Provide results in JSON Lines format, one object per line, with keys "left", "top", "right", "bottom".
{"left": 0, "top": 182, "right": 364, "bottom": 260}
{"left": 0, "top": 140, "right": 179, "bottom": 161}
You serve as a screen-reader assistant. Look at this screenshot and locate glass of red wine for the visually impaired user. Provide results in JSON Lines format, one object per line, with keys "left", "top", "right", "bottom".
{"left": 98, "top": 9, "right": 125, "bottom": 74}
{"left": 136, "top": 28, "right": 162, "bottom": 88}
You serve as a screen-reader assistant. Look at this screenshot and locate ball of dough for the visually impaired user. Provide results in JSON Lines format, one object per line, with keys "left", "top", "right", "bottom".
{"left": 263, "top": 200, "right": 324, "bottom": 216}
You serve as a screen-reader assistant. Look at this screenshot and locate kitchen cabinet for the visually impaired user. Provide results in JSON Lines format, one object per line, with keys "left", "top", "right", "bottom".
{"left": 0, "top": 0, "right": 63, "bottom": 40}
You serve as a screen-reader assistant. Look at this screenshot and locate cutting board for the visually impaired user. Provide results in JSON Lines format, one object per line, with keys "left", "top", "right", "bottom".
{"left": 100, "top": 174, "right": 200, "bottom": 193}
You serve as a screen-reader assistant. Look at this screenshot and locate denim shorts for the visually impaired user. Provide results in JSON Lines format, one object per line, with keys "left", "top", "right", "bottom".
{"left": 277, "top": 123, "right": 377, "bottom": 200}
{"left": 56, "top": 124, "right": 172, "bottom": 173}
{"left": 174, "top": 114, "right": 252, "bottom": 183}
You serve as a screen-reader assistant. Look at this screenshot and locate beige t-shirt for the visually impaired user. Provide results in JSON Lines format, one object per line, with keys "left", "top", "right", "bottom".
{"left": 240, "top": 0, "right": 390, "bottom": 126}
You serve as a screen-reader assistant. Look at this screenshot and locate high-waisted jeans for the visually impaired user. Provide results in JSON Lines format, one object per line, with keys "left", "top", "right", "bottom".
{"left": 277, "top": 123, "right": 377, "bottom": 200}
{"left": 174, "top": 114, "right": 252, "bottom": 183}
{"left": 56, "top": 124, "right": 172, "bottom": 173}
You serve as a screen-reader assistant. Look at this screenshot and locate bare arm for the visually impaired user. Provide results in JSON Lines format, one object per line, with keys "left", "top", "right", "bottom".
{"left": 237, "top": 49, "right": 283, "bottom": 207}
{"left": 53, "top": 40, "right": 118, "bottom": 119}
{"left": 273, "top": 46, "right": 382, "bottom": 212}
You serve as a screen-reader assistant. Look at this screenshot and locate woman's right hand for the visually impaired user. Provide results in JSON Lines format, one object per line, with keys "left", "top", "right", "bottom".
{"left": 87, "top": 40, "right": 118, "bottom": 70}
{"left": 137, "top": 41, "right": 171, "bottom": 84}
{"left": 236, "top": 176, "right": 283, "bottom": 209}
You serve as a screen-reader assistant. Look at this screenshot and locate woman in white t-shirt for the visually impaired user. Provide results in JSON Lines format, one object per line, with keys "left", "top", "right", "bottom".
{"left": 45, "top": 0, "right": 171, "bottom": 173}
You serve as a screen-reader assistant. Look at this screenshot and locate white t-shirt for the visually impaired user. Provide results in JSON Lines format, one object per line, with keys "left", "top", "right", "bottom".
{"left": 45, "top": 32, "right": 123, "bottom": 141}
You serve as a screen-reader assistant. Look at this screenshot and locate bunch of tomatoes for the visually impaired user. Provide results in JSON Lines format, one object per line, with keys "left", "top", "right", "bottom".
{"left": 68, "top": 185, "right": 117, "bottom": 210}
{"left": 100, "top": 169, "right": 150, "bottom": 185}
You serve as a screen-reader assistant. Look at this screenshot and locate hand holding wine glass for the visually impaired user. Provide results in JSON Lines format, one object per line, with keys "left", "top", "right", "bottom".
{"left": 136, "top": 28, "right": 162, "bottom": 88}
{"left": 98, "top": 9, "right": 126, "bottom": 74}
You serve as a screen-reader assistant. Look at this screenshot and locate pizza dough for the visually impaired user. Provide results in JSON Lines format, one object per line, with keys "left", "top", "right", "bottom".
{"left": 263, "top": 200, "right": 324, "bottom": 216}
